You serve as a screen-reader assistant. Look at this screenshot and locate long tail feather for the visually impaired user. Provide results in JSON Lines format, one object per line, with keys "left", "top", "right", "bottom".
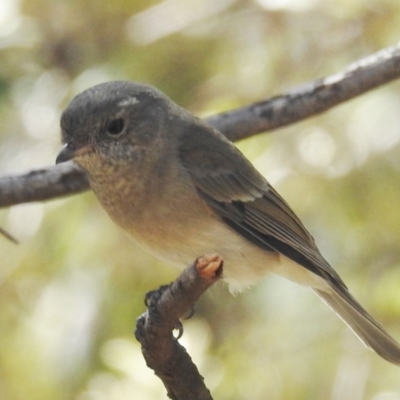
{"left": 315, "top": 286, "right": 400, "bottom": 366}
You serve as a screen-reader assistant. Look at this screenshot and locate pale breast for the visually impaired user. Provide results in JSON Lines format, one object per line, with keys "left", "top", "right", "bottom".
{"left": 87, "top": 158, "right": 325, "bottom": 293}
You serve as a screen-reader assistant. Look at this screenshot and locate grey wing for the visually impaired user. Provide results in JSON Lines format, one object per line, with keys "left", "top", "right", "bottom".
{"left": 178, "top": 123, "right": 400, "bottom": 365}
{"left": 178, "top": 122, "right": 345, "bottom": 287}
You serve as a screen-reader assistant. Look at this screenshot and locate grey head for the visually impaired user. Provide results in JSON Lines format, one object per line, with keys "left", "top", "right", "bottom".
{"left": 56, "top": 81, "right": 186, "bottom": 170}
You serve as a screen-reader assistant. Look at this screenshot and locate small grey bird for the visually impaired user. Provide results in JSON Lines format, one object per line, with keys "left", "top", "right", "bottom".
{"left": 56, "top": 81, "right": 400, "bottom": 365}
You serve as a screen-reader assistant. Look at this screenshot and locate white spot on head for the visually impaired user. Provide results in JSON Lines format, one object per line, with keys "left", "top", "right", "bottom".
{"left": 118, "top": 97, "right": 139, "bottom": 107}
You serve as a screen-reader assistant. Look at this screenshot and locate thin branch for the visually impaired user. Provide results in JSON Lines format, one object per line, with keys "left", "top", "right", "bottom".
{"left": 0, "top": 227, "right": 18, "bottom": 244}
{"left": 0, "top": 161, "right": 89, "bottom": 207}
{"left": 1, "top": 42, "right": 400, "bottom": 208}
{"left": 135, "top": 254, "right": 223, "bottom": 400}
{"left": 208, "top": 42, "right": 400, "bottom": 141}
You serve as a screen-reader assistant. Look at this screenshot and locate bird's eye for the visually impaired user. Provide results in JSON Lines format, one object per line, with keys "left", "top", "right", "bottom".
{"left": 106, "top": 118, "right": 125, "bottom": 136}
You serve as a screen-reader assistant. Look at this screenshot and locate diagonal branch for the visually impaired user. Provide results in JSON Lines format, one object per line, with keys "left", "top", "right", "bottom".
{"left": 208, "top": 42, "right": 400, "bottom": 142}
{"left": 0, "top": 161, "right": 89, "bottom": 207}
{"left": 1, "top": 42, "right": 400, "bottom": 208}
{"left": 135, "top": 254, "right": 223, "bottom": 400}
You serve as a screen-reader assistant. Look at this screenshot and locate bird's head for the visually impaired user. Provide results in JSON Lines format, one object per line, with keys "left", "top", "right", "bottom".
{"left": 56, "top": 81, "right": 178, "bottom": 173}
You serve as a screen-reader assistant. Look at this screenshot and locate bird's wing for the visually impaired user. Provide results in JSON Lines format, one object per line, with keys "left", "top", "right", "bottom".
{"left": 178, "top": 122, "right": 400, "bottom": 366}
{"left": 178, "top": 122, "right": 344, "bottom": 286}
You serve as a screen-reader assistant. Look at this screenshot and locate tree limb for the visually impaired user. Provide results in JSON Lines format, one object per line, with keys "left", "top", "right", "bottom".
{"left": 208, "top": 42, "right": 400, "bottom": 142}
{"left": 1, "top": 42, "right": 400, "bottom": 208}
{"left": 135, "top": 254, "right": 223, "bottom": 400}
{"left": 0, "top": 161, "right": 89, "bottom": 207}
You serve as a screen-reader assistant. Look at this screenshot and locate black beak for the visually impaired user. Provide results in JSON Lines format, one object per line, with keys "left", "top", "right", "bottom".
{"left": 56, "top": 144, "right": 75, "bottom": 164}
{"left": 56, "top": 143, "right": 93, "bottom": 164}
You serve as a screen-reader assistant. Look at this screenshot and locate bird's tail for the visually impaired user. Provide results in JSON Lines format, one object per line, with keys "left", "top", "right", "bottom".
{"left": 315, "top": 286, "right": 400, "bottom": 366}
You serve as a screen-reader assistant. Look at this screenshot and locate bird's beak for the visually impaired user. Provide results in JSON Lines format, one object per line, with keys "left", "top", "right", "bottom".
{"left": 56, "top": 143, "right": 93, "bottom": 164}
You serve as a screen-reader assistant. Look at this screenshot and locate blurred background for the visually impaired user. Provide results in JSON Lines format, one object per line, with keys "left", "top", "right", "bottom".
{"left": 0, "top": 0, "right": 400, "bottom": 399}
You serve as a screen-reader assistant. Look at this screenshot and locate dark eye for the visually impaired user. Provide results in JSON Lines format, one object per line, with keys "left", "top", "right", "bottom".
{"left": 106, "top": 118, "right": 125, "bottom": 136}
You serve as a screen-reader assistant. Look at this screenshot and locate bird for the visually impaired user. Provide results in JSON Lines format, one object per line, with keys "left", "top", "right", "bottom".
{"left": 56, "top": 80, "right": 400, "bottom": 365}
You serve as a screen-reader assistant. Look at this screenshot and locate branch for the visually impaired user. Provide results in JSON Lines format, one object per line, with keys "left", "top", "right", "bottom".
{"left": 135, "top": 254, "right": 223, "bottom": 400}
{"left": 1, "top": 42, "right": 400, "bottom": 207}
{"left": 208, "top": 42, "right": 400, "bottom": 141}
{"left": 0, "top": 161, "right": 89, "bottom": 207}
